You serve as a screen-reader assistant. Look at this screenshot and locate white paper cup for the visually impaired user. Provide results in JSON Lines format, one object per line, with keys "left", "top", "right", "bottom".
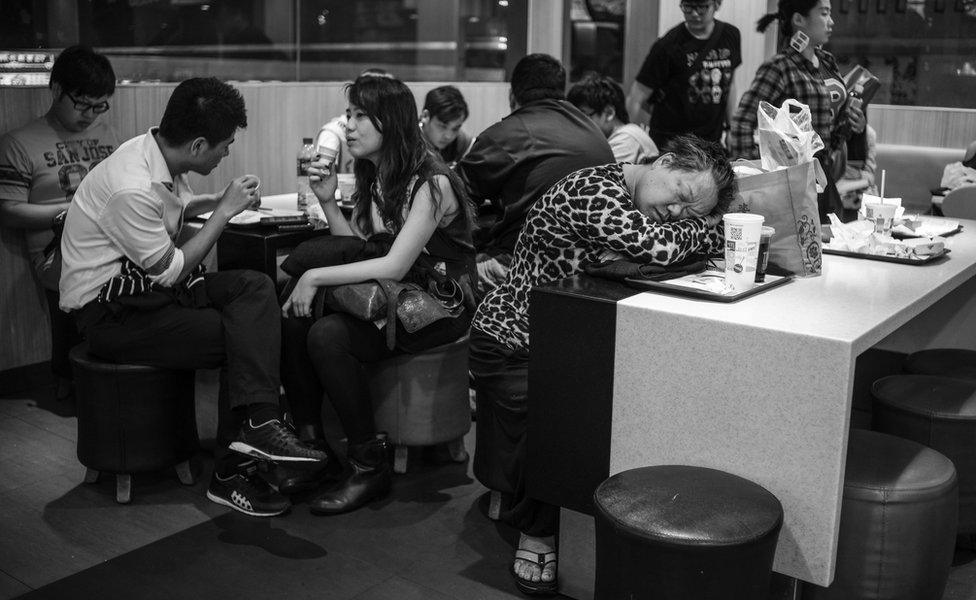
{"left": 723, "top": 213, "right": 765, "bottom": 291}
{"left": 336, "top": 173, "right": 356, "bottom": 204}
{"left": 314, "top": 128, "right": 342, "bottom": 167}
{"left": 864, "top": 203, "right": 897, "bottom": 236}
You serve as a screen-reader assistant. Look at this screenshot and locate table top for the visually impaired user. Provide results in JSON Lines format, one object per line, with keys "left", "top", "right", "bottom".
{"left": 614, "top": 217, "right": 976, "bottom": 355}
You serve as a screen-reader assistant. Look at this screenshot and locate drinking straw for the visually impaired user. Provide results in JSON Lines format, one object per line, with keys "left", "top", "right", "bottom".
{"left": 880, "top": 169, "right": 886, "bottom": 201}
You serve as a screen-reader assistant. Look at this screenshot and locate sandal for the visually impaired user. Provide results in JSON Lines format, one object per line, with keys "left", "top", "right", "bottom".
{"left": 511, "top": 548, "right": 558, "bottom": 596}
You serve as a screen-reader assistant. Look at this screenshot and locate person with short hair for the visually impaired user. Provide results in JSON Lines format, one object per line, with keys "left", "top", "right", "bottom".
{"left": 626, "top": 0, "right": 741, "bottom": 150}
{"left": 457, "top": 53, "right": 613, "bottom": 293}
{"left": 471, "top": 135, "right": 733, "bottom": 596}
{"left": 0, "top": 45, "right": 120, "bottom": 394}
{"left": 420, "top": 85, "right": 473, "bottom": 167}
{"left": 59, "top": 77, "right": 329, "bottom": 517}
{"left": 568, "top": 73, "right": 659, "bottom": 164}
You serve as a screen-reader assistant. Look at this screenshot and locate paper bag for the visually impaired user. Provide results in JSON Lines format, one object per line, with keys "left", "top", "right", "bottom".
{"left": 728, "top": 159, "right": 825, "bottom": 277}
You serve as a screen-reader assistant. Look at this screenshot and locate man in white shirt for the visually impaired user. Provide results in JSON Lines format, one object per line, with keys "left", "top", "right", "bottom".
{"left": 60, "top": 77, "right": 328, "bottom": 517}
{"left": 568, "top": 74, "right": 659, "bottom": 164}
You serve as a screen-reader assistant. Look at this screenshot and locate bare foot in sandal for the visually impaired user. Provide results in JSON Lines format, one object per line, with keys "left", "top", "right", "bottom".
{"left": 512, "top": 533, "right": 557, "bottom": 595}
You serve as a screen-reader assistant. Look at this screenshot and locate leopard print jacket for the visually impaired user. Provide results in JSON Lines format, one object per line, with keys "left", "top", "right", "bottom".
{"left": 472, "top": 162, "right": 721, "bottom": 351}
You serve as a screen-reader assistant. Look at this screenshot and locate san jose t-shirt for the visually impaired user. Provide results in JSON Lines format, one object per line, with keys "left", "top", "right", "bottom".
{"left": 0, "top": 114, "right": 118, "bottom": 257}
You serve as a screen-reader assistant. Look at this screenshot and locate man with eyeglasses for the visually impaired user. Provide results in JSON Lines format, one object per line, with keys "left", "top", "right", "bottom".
{"left": 0, "top": 45, "right": 119, "bottom": 396}
{"left": 625, "top": 0, "right": 741, "bottom": 151}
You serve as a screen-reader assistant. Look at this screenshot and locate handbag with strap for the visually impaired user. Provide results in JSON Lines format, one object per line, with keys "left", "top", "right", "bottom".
{"left": 321, "top": 274, "right": 470, "bottom": 351}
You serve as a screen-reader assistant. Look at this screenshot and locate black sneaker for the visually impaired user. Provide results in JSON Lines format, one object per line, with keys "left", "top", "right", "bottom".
{"left": 229, "top": 417, "right": 330, "bottom": 464}
{"left": 277, "top": 439, "right": 344, "bottom": 495}
{"left": 206, "top": 461, "right": 290, "bottom": 517}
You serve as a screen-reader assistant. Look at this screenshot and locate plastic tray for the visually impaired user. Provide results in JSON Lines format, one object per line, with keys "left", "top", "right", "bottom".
{"left": 891, "top": 219, "right": 962, "bottom": 239}
{"left": 625, "top": 270, "right": 792, "bottom": 302}
{"left": 822, "top": 247, "right": 949, "bottom": 265}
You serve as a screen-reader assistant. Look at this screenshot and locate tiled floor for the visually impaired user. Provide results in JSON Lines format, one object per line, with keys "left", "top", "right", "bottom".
{"left": 3, "top": 379, "right": 976, "bottom": 599}
{"left": 0, "top": 379, "right": 556, "bottom": 600}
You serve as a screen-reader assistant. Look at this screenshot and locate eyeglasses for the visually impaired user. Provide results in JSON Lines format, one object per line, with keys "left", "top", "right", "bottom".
{"left": 65, "top": 92, "right": 110, "bottom": 114}
{"left": 679, "top": 2, "right": 714, "bottom": 14}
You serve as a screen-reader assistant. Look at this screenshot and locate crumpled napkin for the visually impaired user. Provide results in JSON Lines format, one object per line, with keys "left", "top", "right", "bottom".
{"left": 826, "top": 213, "right": 945, "bottom": 258}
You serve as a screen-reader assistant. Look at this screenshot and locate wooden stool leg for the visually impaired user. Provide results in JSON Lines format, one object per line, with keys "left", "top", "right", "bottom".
{"left": 116, "top": 474, "right": 132, "bottom": 504}
{"left": 488, "top": 489, "right": 503, "bottom": 521}
{"left": 84, "top": 468, "right": 100, "bottom": 484}
{"left": 175, "top": 460, "right": 195, "bottom": 485}
{"left": 447, "top": 436, "right": 469, "bottom": 463}
{"left": 393, "top": 445, "right": 409, "bottom": 474}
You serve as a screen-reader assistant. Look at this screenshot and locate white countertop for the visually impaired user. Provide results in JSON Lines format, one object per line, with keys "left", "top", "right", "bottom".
{"left": 620, "top": 218, "right": 976, "bottom": 355}
{"left": 604, "top": 217, "right": 976, "bottom": 585}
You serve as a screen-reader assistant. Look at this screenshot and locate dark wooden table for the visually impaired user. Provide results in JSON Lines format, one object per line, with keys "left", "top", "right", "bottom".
{"left": 216, "top": 222, "right": 330, "bottom": 284}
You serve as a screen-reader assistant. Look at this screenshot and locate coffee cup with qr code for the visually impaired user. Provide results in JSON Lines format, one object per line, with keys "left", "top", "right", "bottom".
{"left": 722, "top": 213, "right": 765, "bottom": 291}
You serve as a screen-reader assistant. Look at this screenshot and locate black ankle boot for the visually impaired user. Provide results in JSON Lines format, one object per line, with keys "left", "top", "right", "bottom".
{"left": 309, "top": 434, "right": 392, "bottom": 515}
{"left": 276, "top": 439, "right": 343, "bottom": 495}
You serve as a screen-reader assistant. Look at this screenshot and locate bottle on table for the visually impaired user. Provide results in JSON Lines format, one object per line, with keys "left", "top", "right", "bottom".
{"left": 296, "top": 137, "right": 314, "bottom": 213}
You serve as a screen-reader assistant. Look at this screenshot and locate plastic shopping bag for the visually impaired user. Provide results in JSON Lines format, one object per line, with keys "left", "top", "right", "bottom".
{"left": 757, "top": 99, "right": 825, "bottom": 171}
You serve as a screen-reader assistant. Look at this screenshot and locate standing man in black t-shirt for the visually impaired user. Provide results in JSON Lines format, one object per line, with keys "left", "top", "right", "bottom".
{"left": 626, "top": 0, "right": 741, "bottom": 150}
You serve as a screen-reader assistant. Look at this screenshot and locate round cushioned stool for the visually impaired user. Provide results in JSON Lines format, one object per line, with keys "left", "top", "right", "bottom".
{"left": 592, "top": 465, "right": 783, "bottom": 600}
{"left": 803, "top": 429, "right": 957, "bottom": 600}
{"left": 904, "top": 348, "right": 976, "bottom": 382}
{"left": 366, "top": 336, "right": 471, "bottom": 474}
{"left": 71, "top": 343, "right": 199, "bottom": 504}
{"left": 872, "top": 374, "right": 976, "bottom": 533}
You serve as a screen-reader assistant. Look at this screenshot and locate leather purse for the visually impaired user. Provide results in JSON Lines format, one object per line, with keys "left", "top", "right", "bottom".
{"left": 324, "top": 277, "right": 465, "bottom": 350}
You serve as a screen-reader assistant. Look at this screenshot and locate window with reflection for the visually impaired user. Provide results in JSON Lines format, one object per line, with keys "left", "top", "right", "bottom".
{"left": 0, "top": 0, "right": 527, "bottom": 84}
{"left": 569, "top": 0, "right": 625, "bottom": 82}
{"left": 827, "top": 0, "right": 976, "bottom": 108}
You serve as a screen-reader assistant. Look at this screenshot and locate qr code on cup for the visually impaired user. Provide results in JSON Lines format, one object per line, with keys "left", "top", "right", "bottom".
{"left": 729, "top": 226, "right": 743, "bottom": 241}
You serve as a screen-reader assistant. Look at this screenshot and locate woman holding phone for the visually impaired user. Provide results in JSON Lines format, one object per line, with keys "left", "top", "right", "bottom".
{"left": 729, "top": 0, "right": 867, "bottom": 221}
{"left": 279, "top": 75, "right": 475, "bottom": 514}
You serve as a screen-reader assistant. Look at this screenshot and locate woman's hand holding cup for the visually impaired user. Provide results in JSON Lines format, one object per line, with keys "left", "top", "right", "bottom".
{"left": 308, "top": 158, "right": 338, "bottom": 204}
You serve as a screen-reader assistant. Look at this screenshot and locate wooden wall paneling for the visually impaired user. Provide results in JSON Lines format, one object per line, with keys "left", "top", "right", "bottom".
{"left": 0, "top": 227, "right": 50, "bottom": 373}
{"left": 869, "top": 104, "right": 961, "bottom": 147}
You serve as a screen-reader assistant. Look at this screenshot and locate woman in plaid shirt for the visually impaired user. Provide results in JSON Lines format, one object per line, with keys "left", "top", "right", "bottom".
{"left": 729, "top": 0, "right": 866, "bottom": 217}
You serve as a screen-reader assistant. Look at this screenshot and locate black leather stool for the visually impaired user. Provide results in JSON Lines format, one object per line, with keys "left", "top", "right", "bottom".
{"left": 904, "top": 348, "right": 976, "bottom": 382}
{"left": 803, "top": 429, "right": 957, "bottom": 600}
{"left": 872, "top": 374, "right": 976, "bottom": 533}
{"left": 592, "top": 465, "right": 783, "bottom": 600}
{"left": 71, "top": 344, "right": 199, "bottom": 503}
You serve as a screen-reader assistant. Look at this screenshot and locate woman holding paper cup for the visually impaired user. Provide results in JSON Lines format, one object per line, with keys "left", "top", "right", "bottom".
{"left": 279, "top": 74, "right": 476, "bottom": 515}
{"left": 729, "top": 0, "right": 867, "bottom": 221}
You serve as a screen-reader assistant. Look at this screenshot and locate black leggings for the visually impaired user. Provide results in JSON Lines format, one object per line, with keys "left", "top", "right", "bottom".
{"left": 281, "top": 313, "right": 397, "bottom": 445}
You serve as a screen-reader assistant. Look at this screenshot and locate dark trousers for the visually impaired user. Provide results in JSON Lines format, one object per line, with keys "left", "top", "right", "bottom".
{"left": 44, "top": 289, "right": 81, "bottom": 380}
{"left": 281, "top": 313, "right": 397, "bottom": 446}
{"left": 76, "top": 270, "right": 281, "bottom": 452}
{"left": 469, "top": 328, "right": 558, "bottom": 538}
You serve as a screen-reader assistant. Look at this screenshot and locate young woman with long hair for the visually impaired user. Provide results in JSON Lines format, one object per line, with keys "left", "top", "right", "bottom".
{"left": 729, "top": 0, "right": 867, "bottom": 221}
{"left": 279, "top": 75, "right": 475, "bottom": 515}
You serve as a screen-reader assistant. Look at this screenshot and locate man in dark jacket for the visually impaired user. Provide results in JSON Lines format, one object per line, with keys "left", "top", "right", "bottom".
{"left": 457, "top": 54, "right": 613, "bottom": 291}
